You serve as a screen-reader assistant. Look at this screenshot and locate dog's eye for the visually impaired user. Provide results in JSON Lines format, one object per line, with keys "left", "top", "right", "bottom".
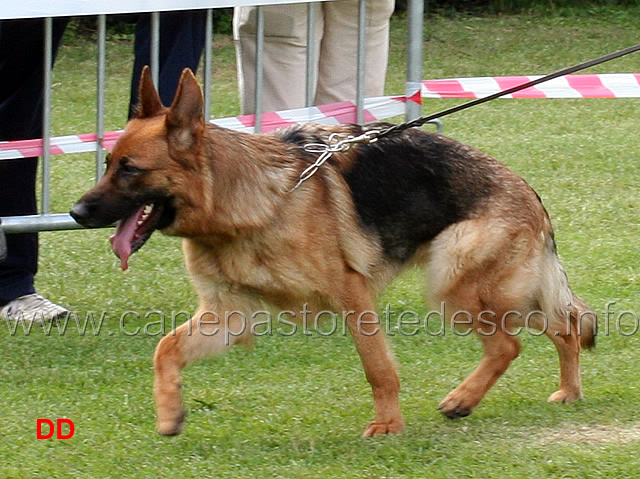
{"left": 119, "top": 159, "right": 143, "bottom": 176}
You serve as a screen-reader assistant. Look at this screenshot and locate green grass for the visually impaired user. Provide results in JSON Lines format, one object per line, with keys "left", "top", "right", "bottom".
{"left": 3, "top": 7, "right": 640, "bottom": 478}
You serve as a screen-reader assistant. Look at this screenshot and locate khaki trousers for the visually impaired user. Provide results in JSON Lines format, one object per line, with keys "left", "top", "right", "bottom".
{"left": 233, "top": 0, "right": 395, "bottom": 114}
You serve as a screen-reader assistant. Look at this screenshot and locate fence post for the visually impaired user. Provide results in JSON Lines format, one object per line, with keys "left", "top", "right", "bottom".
{"left": 406, "top": 0, "right": 423, "bottom": 121}
{"left": 305, "top": 3, "right": 317, "bottom": 107}
{"left": 42, "top": 17, "right": 53, "bottom": 214}
{"left": 151, "top": 12, "right": 160, "bottom": 87}
{"left": 356, "top": 0, "right": 367, "bottom": 124}
{"left": 254, "top": 6, "right": 265, "bottom": 133}
{"left": 96, "top": 14, "right": 107, "bottom": 182}
{"left": 203, "top": 9, "right": 213, "bottom": 121}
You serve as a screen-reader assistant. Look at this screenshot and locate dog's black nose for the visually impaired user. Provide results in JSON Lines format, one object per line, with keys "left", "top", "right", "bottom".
{"left": 70, "top": 202, "right": 90, "bottom": 226}
{"left": 70, "top": 199, "right": 116, "bottom": 228}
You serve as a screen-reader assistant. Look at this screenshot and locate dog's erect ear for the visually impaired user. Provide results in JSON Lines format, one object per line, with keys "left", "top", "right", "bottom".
{"left": 166, "top": 68, "right": 204, "bottom": 130}
{"left": 137, "top": 66, "right": 164, "bottom": 118}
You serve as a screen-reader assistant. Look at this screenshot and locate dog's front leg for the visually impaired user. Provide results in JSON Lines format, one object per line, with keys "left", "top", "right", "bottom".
{"left": 153, "top": 331, "right": 187, "bottom": 436}
{"left": 344, "top": 273, "right": 404, "bottom": 437}
{"left": 153, "top": 306, "right": 250, "bottom": 436}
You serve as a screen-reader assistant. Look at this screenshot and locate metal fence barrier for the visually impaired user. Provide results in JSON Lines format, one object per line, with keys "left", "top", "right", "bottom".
{"left": 0, "top": 0, "right": 426, "bottom": 234}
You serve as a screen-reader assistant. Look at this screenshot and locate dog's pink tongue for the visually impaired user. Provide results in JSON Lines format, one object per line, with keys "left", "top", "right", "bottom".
{"left": 109, "top": 208, "right": 142, "bottom": 271}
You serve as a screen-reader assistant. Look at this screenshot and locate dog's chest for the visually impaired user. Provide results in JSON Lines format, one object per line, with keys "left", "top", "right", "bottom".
{"left": 182, "top": 236, "right": 318, "bottom": 302}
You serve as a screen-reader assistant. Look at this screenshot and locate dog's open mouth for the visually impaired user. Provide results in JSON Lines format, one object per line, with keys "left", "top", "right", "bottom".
{"left": 110, "top": 202, "right": 170, "bottom": 271}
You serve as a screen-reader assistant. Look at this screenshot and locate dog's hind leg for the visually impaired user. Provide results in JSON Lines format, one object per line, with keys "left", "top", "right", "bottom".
{"left": 438, "top": 320, "right": 521, "bottom": 419}
{"left": 541, "top": 302, "right": 593, "bottom": 403}
{"left": 545, "top": 328, "right": 582, "bottom": 403}
{"left": 532, "top": 238, "right": 594, "bottom": 403}
{"left": 153, "top": 303, "right": 253, "bottom": 436}
{"left": 425, "top": 219, "right": 525, "bottom": 418}
{"left": 342, "top": 271, "right": 404, "bottom": 437}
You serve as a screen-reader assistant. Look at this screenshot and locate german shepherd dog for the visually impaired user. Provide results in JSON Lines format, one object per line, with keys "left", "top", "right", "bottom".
{"left": 71, "top": 67, "right": 595, "bottom": 437}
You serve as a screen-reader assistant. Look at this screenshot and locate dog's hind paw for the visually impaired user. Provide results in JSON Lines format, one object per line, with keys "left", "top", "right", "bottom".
{"left": 438, "top": 391, "right": 476, "bottom": 419}
{"left": 438, "top": 405, "right": 472, "bottom": 419}
{"left": 362, "top": 419, "right": 405, "bottom": 437}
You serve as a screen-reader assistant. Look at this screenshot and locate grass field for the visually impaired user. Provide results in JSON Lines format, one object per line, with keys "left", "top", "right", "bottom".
{"left": 3, "top": 7, "right": 640, "bottom": 478}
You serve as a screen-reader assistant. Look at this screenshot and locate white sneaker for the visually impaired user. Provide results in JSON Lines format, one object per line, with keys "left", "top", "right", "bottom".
{"left": 0, "top": 294, "right": 69, "bottom": 322}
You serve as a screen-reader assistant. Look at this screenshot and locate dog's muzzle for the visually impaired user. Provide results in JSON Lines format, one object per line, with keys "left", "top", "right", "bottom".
{"left": 69, "top": 200, "right": 112, "bottom": 229}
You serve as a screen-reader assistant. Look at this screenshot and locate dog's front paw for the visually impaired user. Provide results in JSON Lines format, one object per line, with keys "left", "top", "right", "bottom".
{"left": 156, "top": 410, "right": 186, "bottom": 436}
{"left": 547, "top": 389, "right": 583, "bottom": 404}
{"left": 362, "top": 418, "right": 404, "bottom": 437}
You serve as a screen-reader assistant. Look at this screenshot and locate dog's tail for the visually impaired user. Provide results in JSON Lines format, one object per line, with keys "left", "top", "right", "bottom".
{"left": 536, "top": 233, "right": 596, "bottom": 350}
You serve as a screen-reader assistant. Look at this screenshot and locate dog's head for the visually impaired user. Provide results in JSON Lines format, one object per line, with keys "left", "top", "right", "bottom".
{"left": 70, "top": 66, "right": 205, "bottom": 270}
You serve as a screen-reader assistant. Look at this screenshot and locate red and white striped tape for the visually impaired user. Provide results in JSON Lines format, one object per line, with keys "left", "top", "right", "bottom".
{"left": 422, "top": 73, "right": 640, "bottom": 99}
{"left": 2, "top": 73, "right": 639, "bottom": 160}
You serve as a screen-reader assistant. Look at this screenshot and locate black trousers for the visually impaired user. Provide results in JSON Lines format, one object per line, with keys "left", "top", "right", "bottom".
{"left": 0, "top": 12, "right": 206, "bottom": 304}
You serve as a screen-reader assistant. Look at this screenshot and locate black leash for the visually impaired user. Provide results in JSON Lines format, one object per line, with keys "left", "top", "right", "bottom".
{"left": 292, "top": 43, "right": 640, "bottom": 190}
{"left": 374, "top": 42, "right": 640, "bottom": 139}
